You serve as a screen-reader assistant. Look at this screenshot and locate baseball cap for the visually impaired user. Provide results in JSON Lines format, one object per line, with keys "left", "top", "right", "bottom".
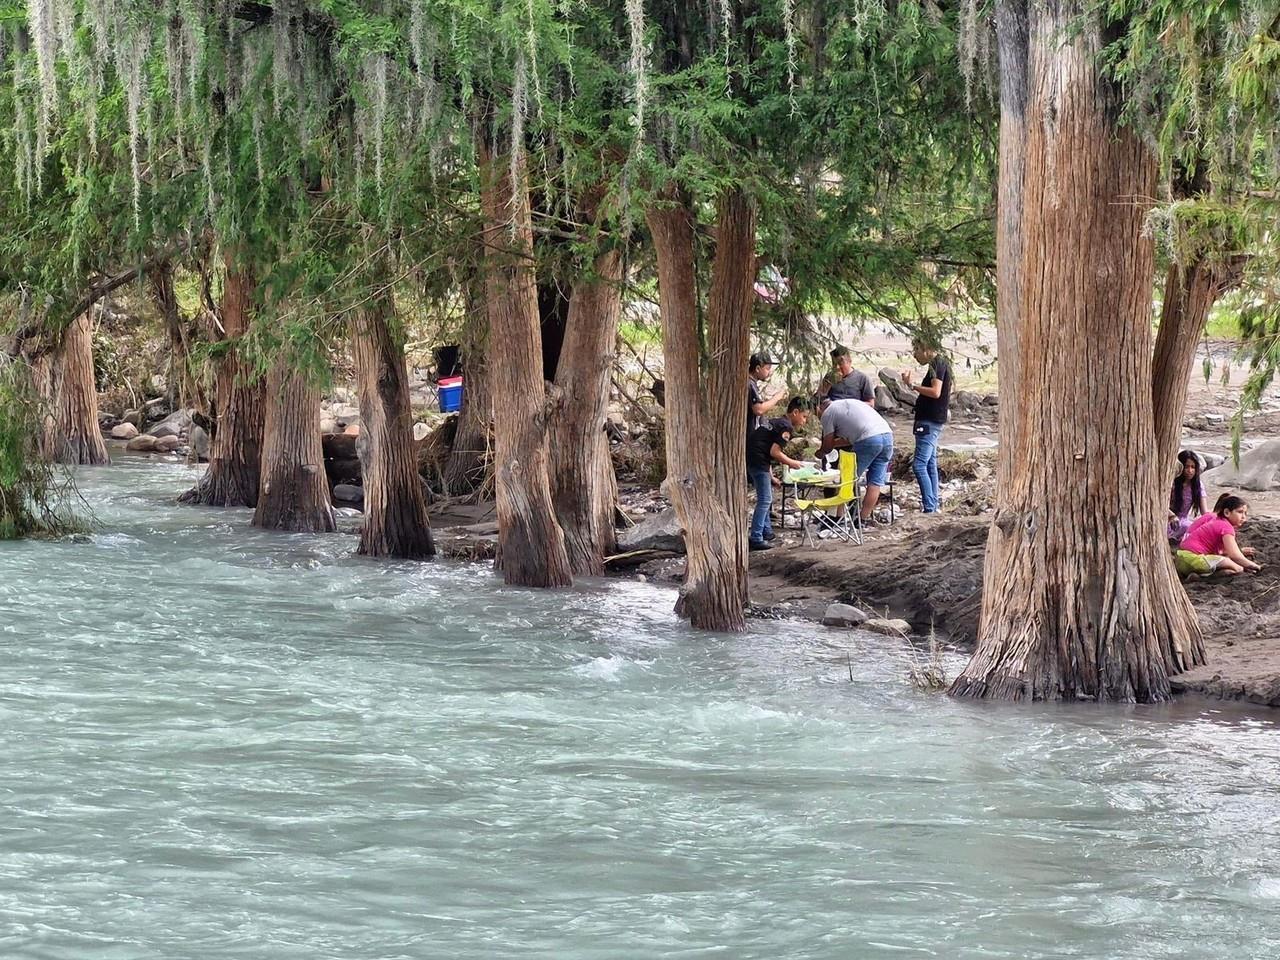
{"left": 749, "top": 352, "right": 777, "bottom": 368}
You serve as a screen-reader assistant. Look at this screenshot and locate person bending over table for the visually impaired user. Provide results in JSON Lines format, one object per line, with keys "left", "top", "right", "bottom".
{"left": 746, "top": 398, "right": 811, "bottom": 551}
{"left": 816, "top": 398, "right": 894, "bottom": 523}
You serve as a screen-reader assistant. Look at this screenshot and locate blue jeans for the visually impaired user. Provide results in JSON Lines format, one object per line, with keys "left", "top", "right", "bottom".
{"left": 748, "top": 464, "right": 773, "bottom": 543}
{"left": 913, "top": 421, "right": 944, "bottom": 513}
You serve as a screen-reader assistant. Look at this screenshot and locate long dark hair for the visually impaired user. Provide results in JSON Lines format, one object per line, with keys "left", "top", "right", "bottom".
{"left": 1214, "top": 494, "right": 1247, "bottom": 518}
{"left": 1170, "top": 450, "right": 1207, "bottom": 517}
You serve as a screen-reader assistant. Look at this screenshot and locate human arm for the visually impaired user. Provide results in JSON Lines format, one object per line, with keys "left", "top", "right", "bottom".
{"left": 816, "top": 431, "right": 838, "bottom": 457}
{"left": 1222, "top": 534, "right": 1261, "bottom": 571}
{"left": 901, "top": 367, "right": 943, "bottom": 398}
{"left": 770, "top": 442, "right": 805, "bottom": 470}
{"left": 752, "top": 390, "right": 785, "bottom": 416}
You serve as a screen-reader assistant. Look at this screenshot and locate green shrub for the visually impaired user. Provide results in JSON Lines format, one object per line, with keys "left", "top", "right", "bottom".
{"left": 0, "top": 360, "right": 84, "bottom": 539}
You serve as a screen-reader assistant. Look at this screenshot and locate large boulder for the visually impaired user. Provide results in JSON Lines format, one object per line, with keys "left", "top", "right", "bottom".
{"left": 950, "top": 390, "right": 985, "bottom": 415}
{"left": 110, "top": 422, "right": 139, "bottom": 440}
{"left": 617, "top": 507, "right": 685, "bottom": 554}
{"left": 154, "top": 435, "right": 182, "bottom": 453}
{"left": 333, "top": 483, "right": 365, "bottom": 506}
{"left": 873, "top": 385, "right": 899, "bottom": 414}
{"left": 822, "top": 602, "right": 872, "bottom": 628}
{"left": 126, "top": 434, "right": 158, "bottom": 452}
{"left": 877, "top": 368, "right": 916, "bottom": 408}
{"left": 1205, "top": 439, "right": 1280, "bottom": 492}
{"left": 148, "top": 408, "right": 194, "bottom": 439}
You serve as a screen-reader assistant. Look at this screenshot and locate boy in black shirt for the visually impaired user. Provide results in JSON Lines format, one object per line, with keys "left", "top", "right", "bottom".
{"left": 901, "top": 339, "right": 953, "bottom": 514}
{"left": 747, "top": 398, "right": 811, "bottom": 550}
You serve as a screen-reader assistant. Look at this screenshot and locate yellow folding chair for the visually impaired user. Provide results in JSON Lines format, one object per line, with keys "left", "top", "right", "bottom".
{"left": 794, "top": 450, "right": 863, "bottom": 545}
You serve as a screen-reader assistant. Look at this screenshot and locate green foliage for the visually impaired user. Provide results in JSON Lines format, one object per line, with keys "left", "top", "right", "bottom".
{"left": 0, "top": 359, "right": 83, "bottom": 539}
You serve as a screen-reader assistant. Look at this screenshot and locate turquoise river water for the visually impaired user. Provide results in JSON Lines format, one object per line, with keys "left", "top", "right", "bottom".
{"left": 1, "top": 458, "right": 1279, "bottom": 959}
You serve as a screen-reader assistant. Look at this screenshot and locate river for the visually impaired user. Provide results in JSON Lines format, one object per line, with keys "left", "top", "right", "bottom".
{"left": 1, "top": 458, "right": 1278, "bottom": 958}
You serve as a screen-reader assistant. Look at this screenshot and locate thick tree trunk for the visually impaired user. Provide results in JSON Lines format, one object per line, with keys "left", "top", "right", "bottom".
{"left": 1151, "top": 260, "right": 1242, "bottom": 472}
{"left": 477, "top": 138, "right": 572, "bottom": 588}
{"left": 254, "top": 361, "right": 335, "bottom": 532}
{"left": 41, "top": 314, "right": 109, "bottom": 466}
{"left": 352, "top": 288, "right": 434, "bottom": 558}
{"left": 549, "top": 221, "right": 623, "bottom": 576}
{"left": 179, "top": 263, "right": 263, "bottom": 507}
{"left": 442, "top": 275, "right": 493, "bottom": 496}
{"left": 149, "top": 261, "right": 203, "bottom": 412}
{"left": 952, "top": 1, "right": 1203, "bottom": 702}
{"left": 646, "top": 187, "right": 753, "bottom": 631}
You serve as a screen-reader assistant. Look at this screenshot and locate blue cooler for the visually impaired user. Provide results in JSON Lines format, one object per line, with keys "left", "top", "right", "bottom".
{"left": 438, "top": 376, "right": 464, "bottom": 412}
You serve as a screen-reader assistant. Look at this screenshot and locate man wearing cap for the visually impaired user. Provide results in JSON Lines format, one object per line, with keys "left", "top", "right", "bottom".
{"left": 748, "top": 352, "right": 784, "bottom": 433}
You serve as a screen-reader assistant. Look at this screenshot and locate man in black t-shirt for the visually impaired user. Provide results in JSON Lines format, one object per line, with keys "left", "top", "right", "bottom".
{"left": 901, "top": 339, "right": 953, "bottom": 514}
{"left": 747, "top": 397, "right": 810, "bottom": 549}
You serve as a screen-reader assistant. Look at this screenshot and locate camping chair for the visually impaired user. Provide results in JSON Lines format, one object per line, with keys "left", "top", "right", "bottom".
{"left": 794, "top": 450, "right": 863, "bottom": 546}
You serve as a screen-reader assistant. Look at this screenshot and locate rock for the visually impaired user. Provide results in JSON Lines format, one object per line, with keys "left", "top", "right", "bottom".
{"left": 154, "top": 435, "right": 182, "bottom": 453}
{"left": 1201, "top": 452, "right": 1226, "bottom": 470}
{"left": 319, "top": 418, "right": 339, "bottom": 434}
{"left": 188, "top": 425, "right": 210, "bottom": 462}
{"left": 123, "top": 408, "right": 143, "bottom": 427}
{"left": 110, "top": 422, "right": 139, "bottom": 440}
{"left": 877, "top": 368, "right": 916, "bottom": 407}
{"left": 617, "top": 507, "right": 685, "bottom": 554}
{"left": 1205, "top": 439, "right": 1280, "bottom": 492}
{"left": 126, "top": 435, "right": 158, "bottom": 452}
{"left": 331, "top": 402, "right": 361, "bottom": 422}
{"left": 863, "top": 617, "right": 912, "bottom": 637}
{"left": 343, "top": 423, "right": 361, "bottom": 437}
{"left": 331, "top": 386, "right": 355, "bottom": 404}
{"left": 982, "top": 393, "right": 999, "bottom": 407}
{"left": 951, "top": 390, "right": 984, "bottom": 414}
{"left": 332, "top": 483, "right": 365, "bottom": 505}
{"left": 413, "top": 422, "right": 430, "bottom": 442}
{"left": 873, "top": 385, "right": 899, "bottom": 413}
{"left": 148, "top": 408, "right": 194, "bottom": 438}
{"left": 822, "top": 602, "right": 872, "bottom": 627}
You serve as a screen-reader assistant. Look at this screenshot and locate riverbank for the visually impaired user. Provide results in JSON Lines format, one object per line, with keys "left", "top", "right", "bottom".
{"left": 747, "top": 515, "right": 1280, "bottom": 708}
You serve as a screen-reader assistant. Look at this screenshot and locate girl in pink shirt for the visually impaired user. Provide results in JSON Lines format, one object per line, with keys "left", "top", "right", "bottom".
{"left": 1176, "top": 494, "right": 1260, "bottom": 577}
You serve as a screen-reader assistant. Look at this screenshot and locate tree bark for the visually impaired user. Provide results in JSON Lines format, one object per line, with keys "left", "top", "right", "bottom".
{"left": 1151, "top": 259, "right": 1243, "bottom": 473}
{"left": 179, "top": 263, "right": 263, "bottom": 507}
{"left": 951, "top": 1, "right": 1204, "bottom": 702}
{"left": 645, "top": 186, "right": 753, "bottom": 631}
{"left": 352, "top": 287, "right": 434, "bottom": 558}
{"left": 549, "top": 214, "right": 623, "bottom": 576}
{"left": 253, "top": 360, "right": 335, "bottom": 532}
{"left": 149, "top": 261, "right": 204, "bottom": 413}
{"left": 477, "top": 137, "right": 572, "bottom": 588}
{"left": 442, "top": 273, "right": 493, "bottom": 496}
{"left": 41, "top": 314, "right": 109, "bottom": 466}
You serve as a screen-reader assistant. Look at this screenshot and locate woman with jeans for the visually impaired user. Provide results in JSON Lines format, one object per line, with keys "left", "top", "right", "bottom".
{"left": 901, "top": 339, "right": 953, "bottom": 514}
{"left": 747, "top": 398, "right": 811, "bottom": 551}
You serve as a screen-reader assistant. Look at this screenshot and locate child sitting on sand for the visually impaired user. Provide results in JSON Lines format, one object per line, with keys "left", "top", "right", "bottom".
{"left": 1175, "top": 494, "right": 1261, "bottom": 577}
{"left": 1168, "top": 450, "right": 1207, "bottom": 542}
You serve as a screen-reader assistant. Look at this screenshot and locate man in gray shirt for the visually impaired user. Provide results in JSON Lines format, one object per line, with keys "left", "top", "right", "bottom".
{"left": 817, "top": 398, "right": 894, "bottom": 522}
{"left": 819, "top": 345, "right": 875, "bottom": 404}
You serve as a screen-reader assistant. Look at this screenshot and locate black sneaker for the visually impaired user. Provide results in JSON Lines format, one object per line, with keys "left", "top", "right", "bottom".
{"left": 749, "top": 539, "right": 775, "bottom": 551}
{"left": 763, "top": 529, "right": 776, "bottom": 541}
